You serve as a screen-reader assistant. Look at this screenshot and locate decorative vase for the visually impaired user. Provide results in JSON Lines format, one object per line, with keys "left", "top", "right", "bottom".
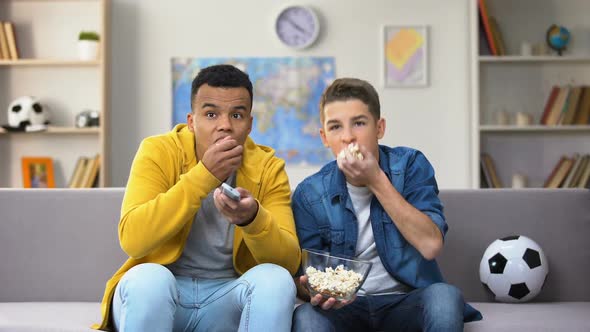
{"left": 77, "top": 40, "right": 99, "bottom": 60}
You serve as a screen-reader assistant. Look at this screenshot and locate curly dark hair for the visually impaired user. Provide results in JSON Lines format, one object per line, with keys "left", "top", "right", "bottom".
{"left": 319, "top": 78, "right": 380, "bottom": 122}
{"left": 190, "top": 64, "right": 253, "bottom": 110}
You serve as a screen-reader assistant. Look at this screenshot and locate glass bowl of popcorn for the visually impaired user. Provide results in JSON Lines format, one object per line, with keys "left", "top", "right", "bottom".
{"left": 302, "top": 249, "right": 372, "bottom": 301}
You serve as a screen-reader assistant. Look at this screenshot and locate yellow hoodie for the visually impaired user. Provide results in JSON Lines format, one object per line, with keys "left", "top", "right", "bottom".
{"left": 93, "top": 124, "right": 301, "bottom": 331}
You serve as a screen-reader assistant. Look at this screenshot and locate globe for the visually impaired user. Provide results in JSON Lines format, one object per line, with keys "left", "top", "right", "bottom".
{"left": 546, "top": 25, "right": 570, "bottom": 56}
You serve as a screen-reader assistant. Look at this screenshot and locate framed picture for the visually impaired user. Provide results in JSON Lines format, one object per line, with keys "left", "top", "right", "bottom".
{"left": 383, "top": 25, "right": 428, "bottom": 87}
{"left": 21, "top": 157, "right": 55, "bottom": 188}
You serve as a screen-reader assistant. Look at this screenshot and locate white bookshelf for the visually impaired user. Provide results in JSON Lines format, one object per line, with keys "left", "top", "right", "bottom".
{"left": 480, "top": 125, "right": 590, "bottom": 133}
{"left": 0, "top": 59, "right": 101, "bottom": 66}
{"left": 0, "top": 0, "right": 109, "bottom": 188}
{"left": 0, "top": 126, "right": 100, "bottom": 135}
{"left": 470, "top": 0, "right": 590, "bottom": 189}
{"left": 479, "top": 56, "right": 590, "bottom": 63}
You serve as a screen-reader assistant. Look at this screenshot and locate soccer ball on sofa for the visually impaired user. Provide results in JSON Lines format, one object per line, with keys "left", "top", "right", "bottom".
{"left": 479, "top": 235, "right": 548, "bottom": 303}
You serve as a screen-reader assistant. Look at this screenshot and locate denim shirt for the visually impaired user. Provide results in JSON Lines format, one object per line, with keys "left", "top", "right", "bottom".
{"left": 292, "top": 145, "right": 482, "bottom": 322}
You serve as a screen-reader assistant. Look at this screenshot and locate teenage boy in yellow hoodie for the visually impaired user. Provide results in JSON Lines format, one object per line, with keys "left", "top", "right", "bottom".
{"left": 93, "top": 64, "right": 301, "bottom": 332}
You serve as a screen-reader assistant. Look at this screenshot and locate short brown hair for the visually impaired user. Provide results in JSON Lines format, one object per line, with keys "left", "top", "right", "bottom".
{"left": 319, "top": 78, "right": 380, "bottom": 123}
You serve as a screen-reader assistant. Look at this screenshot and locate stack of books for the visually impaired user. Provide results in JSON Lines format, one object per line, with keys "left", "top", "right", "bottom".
{"left": 540, "top": 86, "right": 590, "bottom": 126}
{"left": 68, "top": 154, "right": 101, "bottom": 188}
{"left": 0, "top": 21, "right": 19, "bottom": 60}
{"left": 478, "top": 0, "right": 506, "bottom": 56}
{"left": 544, "top": 154, "right": 590, "bottom": 189}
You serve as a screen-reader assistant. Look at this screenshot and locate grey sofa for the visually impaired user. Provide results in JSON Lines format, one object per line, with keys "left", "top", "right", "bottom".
{"left": 0, "top": 188, "right": 589, "bottom": 332}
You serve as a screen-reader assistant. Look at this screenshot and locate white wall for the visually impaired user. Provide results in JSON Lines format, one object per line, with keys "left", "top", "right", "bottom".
{"left": 109, "top": 0, "right": 472, "bottom": 188}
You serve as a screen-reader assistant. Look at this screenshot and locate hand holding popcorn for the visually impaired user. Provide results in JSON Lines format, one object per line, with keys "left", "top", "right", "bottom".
{"left": 338, "top": 143, "right": 364, "bottom": 161}
{"left": 306, "top": 265, "right": 363, "bottom": 299}
{"left": 336, "top": 144, "right": 382, "bottom": 187}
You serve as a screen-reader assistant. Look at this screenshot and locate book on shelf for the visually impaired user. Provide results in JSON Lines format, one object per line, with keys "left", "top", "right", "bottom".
{"left": 560, "top": 86, "right": 582, "bottom": 125}
{"left": 561, "top": 153, "right": 581, "bottom": 188}
{"left": 557, "top": 86, "right": 573, "bottom": 124}
{"left": 577, "top": 156, "right": 590, "bottom": 188}
{"left": 3, "top": 22, "right": 19, "bottom": 60}
{"left": 478, "top": 16, "right": 491, "bottom": 56}
{"left": 68, "top": 157, "right": 88, "bottom": 188}
{"left": 545, "top": 86, "right": 570, "bottom": 126}
{"left": 480, "top": 159, "right": 492, "bottom": 188}
{"left": 567, "top": 154, "right": 589, "bottom": 188}
{"left": 540, "top": 86, "right": 560, "bottom": 125}
{"left": 83, "top": 154, "right": 100, "bottom": 188}
{"left": 488, "top": 16, "right": 506, "bottom": 56}
{"left": 0, "top": 22, "right": 10, "bottom": 60}
{"left": 544, "top": 156, "right": 573, "bottom": 188}
{"left": 481, "top": 153, "right": 502, "bottom": 188}
{"left": 81, "top": 154, "right": 100, "bottom": 188}
{"left": 574, "top": 86, "right": 590, "bottom": 125}
{"left": 478, "top": 0, "right": 497, "bottom": 56}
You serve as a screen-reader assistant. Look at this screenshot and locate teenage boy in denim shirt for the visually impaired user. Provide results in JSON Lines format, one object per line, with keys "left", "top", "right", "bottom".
{"left": 292, "top": 78, "right": 481, "bottom": 332}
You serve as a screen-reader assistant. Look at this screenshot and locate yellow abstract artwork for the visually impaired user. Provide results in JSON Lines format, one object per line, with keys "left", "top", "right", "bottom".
{"left": 383, "top": 26, "right": 428, "bottom": 87}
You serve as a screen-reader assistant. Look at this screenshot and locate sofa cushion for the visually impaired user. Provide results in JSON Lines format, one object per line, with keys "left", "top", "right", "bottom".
{"left": 0, "top": 302, "right": 99, "bottom": 332}
{"left": 465, "top": 302, "right": 590, "bottom": 332}
{"left": 0, "top": 189, "right": 126, "bottom": 302}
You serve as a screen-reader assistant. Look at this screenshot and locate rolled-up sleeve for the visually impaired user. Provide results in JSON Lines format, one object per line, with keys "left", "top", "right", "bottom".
{"left": 403, "top": 151, "right": 448, "bottom": 239}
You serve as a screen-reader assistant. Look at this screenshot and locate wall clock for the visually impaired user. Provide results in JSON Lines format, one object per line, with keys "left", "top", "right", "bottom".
{"left": 275, "top": 5, "right": 320, "bottom": 50}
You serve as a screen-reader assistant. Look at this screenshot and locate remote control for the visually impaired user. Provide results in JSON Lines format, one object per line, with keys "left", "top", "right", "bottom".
{"left": 221, "top": 183, "right": 241, "bottom": 201}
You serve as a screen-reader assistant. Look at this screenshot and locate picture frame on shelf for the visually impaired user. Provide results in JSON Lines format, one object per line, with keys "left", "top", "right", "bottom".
{"left": 21, "top": 157, "right": 55, "bottom": 188}
{"left": 383, "top": 25, "right": 428, "bottom": 88}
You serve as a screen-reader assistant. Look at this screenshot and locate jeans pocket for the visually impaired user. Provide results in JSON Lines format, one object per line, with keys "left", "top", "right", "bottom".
{"left": 176, "top": 277, "right": 199, "bottom": 308}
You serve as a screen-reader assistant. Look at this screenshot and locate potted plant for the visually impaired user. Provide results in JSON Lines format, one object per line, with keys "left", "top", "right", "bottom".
{"left": 77, "top": 31, "right": 100, "bottom": 60}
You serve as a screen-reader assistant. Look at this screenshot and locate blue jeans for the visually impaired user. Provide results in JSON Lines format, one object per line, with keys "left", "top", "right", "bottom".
{"left": 112, "top": 263, "right": 296, "bottom": 332}
{"left": 292, "top": 283, "right": 464, "bottom": 332}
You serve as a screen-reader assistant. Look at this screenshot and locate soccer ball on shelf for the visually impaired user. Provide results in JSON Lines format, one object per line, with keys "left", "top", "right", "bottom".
{"left": 2, "top": 96, "right": 50, "bottom": 132}
{"left": 479, "top": 235, "right": 548, "bottom": 303}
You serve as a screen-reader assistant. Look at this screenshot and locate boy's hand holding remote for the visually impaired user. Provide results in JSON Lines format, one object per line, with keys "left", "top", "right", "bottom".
{"left": 213, "top": 184, "right": 259, "bottom": 226}
{"left": 221, "top": 183, "right": 241, "bottom": 201}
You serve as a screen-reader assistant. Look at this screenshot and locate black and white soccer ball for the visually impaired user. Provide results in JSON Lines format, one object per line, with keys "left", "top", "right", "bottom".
{"left": 2, "top": 96, "right": 50, "bottom": 132}
{"left": 479, "top": 235, "right": 548, "bottom": 303}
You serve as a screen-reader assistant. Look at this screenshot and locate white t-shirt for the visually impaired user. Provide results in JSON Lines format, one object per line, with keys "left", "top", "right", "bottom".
{"left": 347, "top": 183, "right": 410, "bottom": 295}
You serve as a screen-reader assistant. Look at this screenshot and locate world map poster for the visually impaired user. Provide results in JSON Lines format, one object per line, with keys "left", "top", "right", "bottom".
{"left": 172, "top": 57, "right": 336, "bottom": 165}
